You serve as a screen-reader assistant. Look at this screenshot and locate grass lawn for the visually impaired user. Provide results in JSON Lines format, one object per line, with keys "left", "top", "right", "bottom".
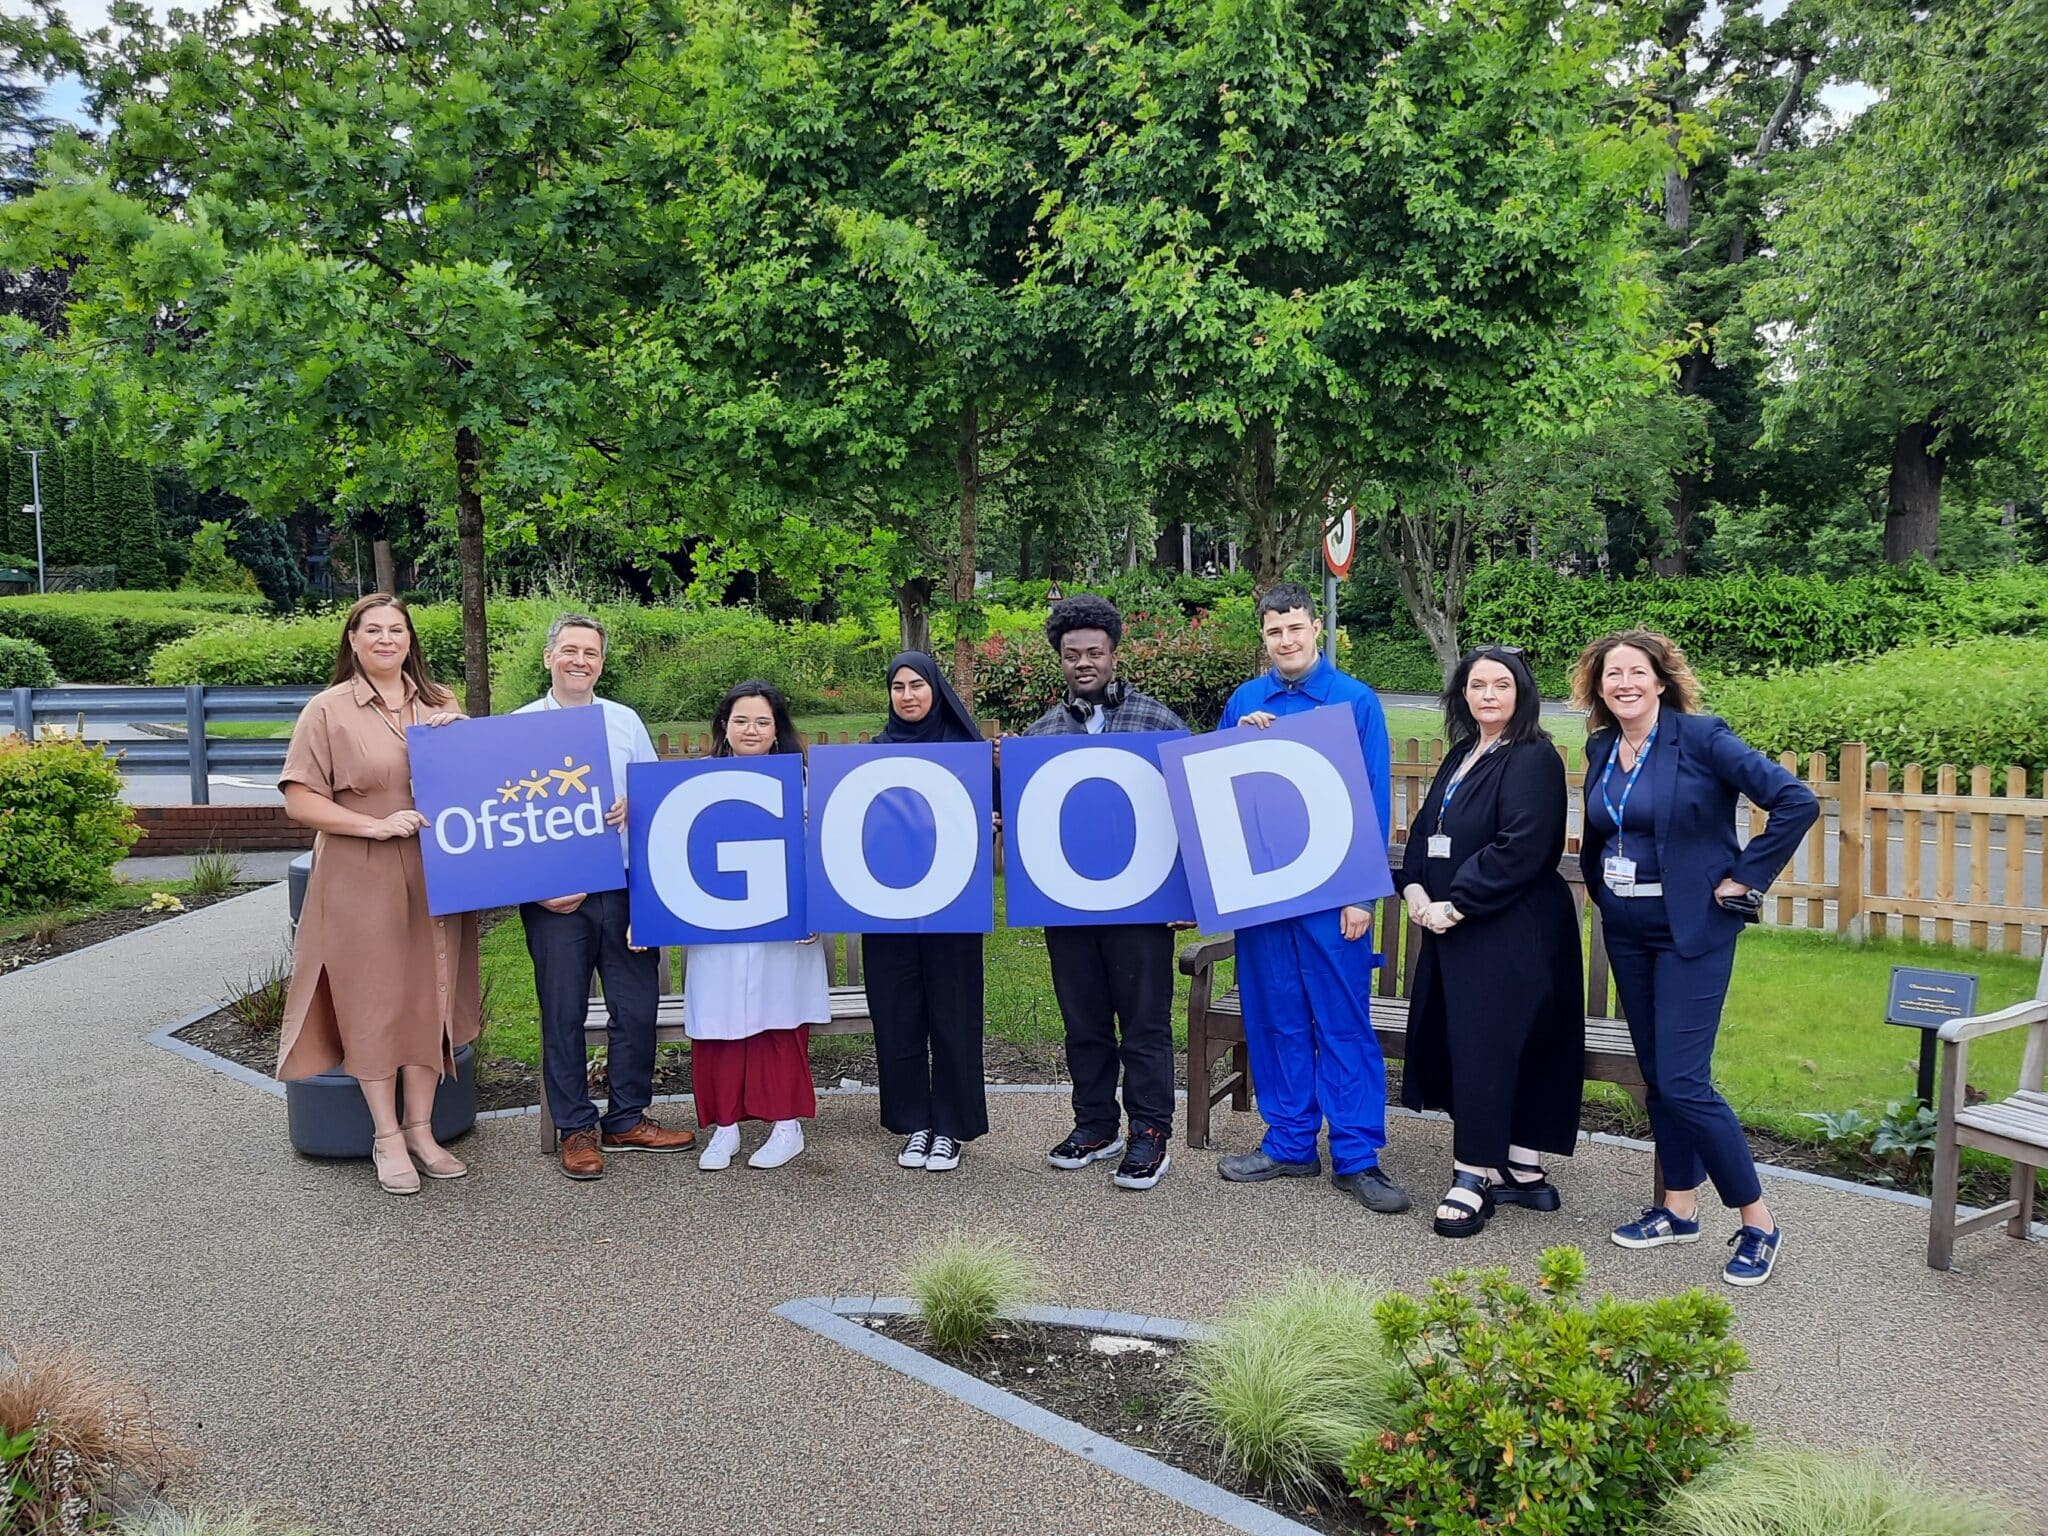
{"left": 0, "top": 876, "right": 208, "bottom": 941}
{"left": 475, "top": 884, "right": 2035, "bottom": 1138}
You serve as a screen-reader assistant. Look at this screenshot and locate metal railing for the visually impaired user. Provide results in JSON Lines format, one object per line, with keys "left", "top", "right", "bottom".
{"left": 2, "top": 684, "right": 318, "bottom": 803}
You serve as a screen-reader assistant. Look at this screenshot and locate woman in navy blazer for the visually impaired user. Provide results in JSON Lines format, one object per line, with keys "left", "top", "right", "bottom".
{"left": 1574, "top": 630, "right": 1818, "bottom": 1287}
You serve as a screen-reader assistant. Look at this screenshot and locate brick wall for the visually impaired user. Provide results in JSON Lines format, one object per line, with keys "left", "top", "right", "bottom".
{"left": 131, "top": 805, "right": 313, "bottom": 855}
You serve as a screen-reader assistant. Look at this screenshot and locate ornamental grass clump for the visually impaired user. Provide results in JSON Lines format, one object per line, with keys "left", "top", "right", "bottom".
{"left": 121, "top": 1509, "right": 321, "bottom": 1536}
{"left": 1174, "top": 1271, "right": 1401, "bottom": 1499}
{"left": 1656, "top": 1447, "right": 2024, "bottom": 1536}
{"left": 1346, "top": 1245, "right": 1749, "bottom": 1535}
{"left": 0, "top": 1341, "right": 193, "bottom": 1534}
{"left": 903, "top": 1233, "right": 1040, "bottom": 1355}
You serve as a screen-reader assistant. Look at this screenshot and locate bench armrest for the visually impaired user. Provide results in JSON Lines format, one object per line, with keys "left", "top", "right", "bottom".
{"left": 1179, "top": 935, "right": 1236, "bottom": 977}
{"left": 1937, "top": 999, "right": 2048, "bottom": 1043}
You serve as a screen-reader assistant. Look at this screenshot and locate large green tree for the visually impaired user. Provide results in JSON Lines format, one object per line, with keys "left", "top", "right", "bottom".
{"left": 1757, "top": 0, "right": 2046, "bottom": 566}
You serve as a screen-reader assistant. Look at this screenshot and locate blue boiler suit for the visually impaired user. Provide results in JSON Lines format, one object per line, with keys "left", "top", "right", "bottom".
{"left": 1218, "top": 657, "right": 1395, "bottom": 1175}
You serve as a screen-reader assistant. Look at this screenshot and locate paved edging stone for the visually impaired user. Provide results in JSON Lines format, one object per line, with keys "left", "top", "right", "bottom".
{"left": 776, "top": 1296, "right": 1313, "bottom": 1536}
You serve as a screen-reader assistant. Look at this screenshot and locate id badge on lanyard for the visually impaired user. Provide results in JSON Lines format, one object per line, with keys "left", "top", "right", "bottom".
{"left": 1429, "top": 741, "right": 1497, "bottom": 860}
{"left": 1599, "top": 726, "right": 1655, "bottom": 892}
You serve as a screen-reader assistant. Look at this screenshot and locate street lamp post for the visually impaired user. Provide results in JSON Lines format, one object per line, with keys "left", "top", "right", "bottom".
{"left": 18, "top": 448, "right": 47, "bottom": 594}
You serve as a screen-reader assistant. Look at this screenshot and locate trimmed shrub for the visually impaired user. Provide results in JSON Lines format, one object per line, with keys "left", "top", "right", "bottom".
{"left": 1348, "top": 631, "right": 1447, "bottom": 694}
{"left": 0, "top": 733, "right": 141, "bottom": 913}
{"left": 1711, "top": 640, "right": 2048, "bottom": 784}
{"left": 147, "top": 604, "right": 521, "bottom": 691}
{"left": 1347, "top": 1245, "right": 1749, "bottom": 1535}
{"left": 1463, "top": 561, "right": 2048, "bottom": 685}
{"left": 902, "top": 1232, "right": 1040, "bottom": 1355}
{"left": 1656, "top": 1447, "right": 2023, "bottom": 1536}
{"left": 0, "top": 593, "right": 261, "bottom": 681}
{"left": 0, "top": 634, "right": 57, "bottom": 689}
{"left": 1175, "top": 1271, "right": 1402, "bottom": 1498}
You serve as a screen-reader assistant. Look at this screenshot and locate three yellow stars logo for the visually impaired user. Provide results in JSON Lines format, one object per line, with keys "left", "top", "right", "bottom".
{"left": 498, "top": 755, "right": 596, "bottom": 804}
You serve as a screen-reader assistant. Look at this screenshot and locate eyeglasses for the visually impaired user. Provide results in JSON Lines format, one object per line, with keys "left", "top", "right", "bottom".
{"left": 1476, "top": 645, "right": 1524, "bottom": 658}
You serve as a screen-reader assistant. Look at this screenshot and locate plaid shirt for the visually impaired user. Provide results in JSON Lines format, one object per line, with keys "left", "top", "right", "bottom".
{"left": 1022, "top": 684, "right": 1188, "bottom": 737}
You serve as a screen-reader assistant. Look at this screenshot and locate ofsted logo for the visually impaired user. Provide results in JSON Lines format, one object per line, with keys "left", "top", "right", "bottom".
{"left": 433, "top": 755, "right": 607, "bottom": 854}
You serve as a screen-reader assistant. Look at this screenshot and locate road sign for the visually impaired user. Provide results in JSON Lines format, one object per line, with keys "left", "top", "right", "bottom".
{"left": 1323, "top": 502, "right": 1355, "bottom": 577}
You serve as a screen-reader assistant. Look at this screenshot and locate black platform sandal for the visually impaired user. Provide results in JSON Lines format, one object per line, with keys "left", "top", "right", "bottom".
{"left": 1432, "top": 1169, "right": 1496, "bottom": 1239}
{"left": 1493, "top": 1159, "right": 1561, "bottom": 1212}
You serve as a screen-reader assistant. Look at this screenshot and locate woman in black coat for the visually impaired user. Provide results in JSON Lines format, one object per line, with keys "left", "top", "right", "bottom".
{"left": 864, "top": 651, "right": 990, "bottom": 1174}
{"left": 1399, "top": 646, "right": 1584, "bottom": 1238}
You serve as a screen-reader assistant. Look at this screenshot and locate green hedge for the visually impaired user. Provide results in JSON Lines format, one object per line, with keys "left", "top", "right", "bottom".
{"left": 0, "top": 634, "right": 57, "bottom": 689}
{"left": 0, "top": 592, "right": 268, "bottom": 682}
{"left": 0, "top": 733, "right": 140, "bottom": 914}
{"left": 1711, "top": 640, "right": 2048, "bottom": 785}
{"left": 1462, "top": 562, "right": 2048, "bottom": 687}
{"left": 974, "top": 623, "right": 1260, "bottom": 732}
{"left": 151, "top": 600, "right": 892, "bottom": 720}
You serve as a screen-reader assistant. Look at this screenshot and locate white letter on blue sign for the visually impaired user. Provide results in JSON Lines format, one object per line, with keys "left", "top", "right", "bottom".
{"left": 819, "top": 757, "right": 976, "bottom": 920}
{"left": 1014, "top": 747, "right": 1178, "bottom": 911}
{"left": 1179, "top": 739, "right": 1352, "bottom": 915}
{"left": 645, "top": 770, "right": 790, "bottom": 930}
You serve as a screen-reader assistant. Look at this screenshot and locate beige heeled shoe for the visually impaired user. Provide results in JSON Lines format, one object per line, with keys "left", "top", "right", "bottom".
{"left": 401, "top": 1119, "right": 468, "bottom": 1181}
{"left": 371, "top": 1130, "right": 421, "bottom": 1196}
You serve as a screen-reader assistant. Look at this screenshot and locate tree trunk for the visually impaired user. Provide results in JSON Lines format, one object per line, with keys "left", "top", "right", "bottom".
{"left": 1372, "top": 495, "right": 1471, "bottom": 685}
{"left": 1885, "top": 421, "right": 1944, "bottom": 566}
{"left": 372, "top": 538, "right": 396, "bottom": 596}
{"left": 896, "top": 577, "right": 933, "bottom": 654}
{"left": 1017, "top": 521, "right": 1032, "bottom": 583}
{"left": 1245, "top": 420, "right": 1284, "bottom": 592}
{"left": 952, "top": 401, "right": 980, "bottom": 710}
{"left": 453, "top": 425, "right": 490, "bottom": 716}
{"left": 1652, "top": 351, "right": 1708, "bottom": 575}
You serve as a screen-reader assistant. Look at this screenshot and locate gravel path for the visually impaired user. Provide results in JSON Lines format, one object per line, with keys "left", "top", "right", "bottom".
{"left": 2, "top": 886, "right": 2043, "bottom": 1535}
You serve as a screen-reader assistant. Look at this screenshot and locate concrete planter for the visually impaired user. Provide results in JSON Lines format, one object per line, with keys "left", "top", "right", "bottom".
{"left": 285, "top": 1043, "right": 478, "bottom": 1159}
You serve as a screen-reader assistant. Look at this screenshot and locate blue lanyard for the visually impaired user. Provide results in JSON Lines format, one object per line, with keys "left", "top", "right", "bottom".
{"left": 1437, "top": 741, "right": 1498, "bottom": 831}
{"left": 1598, "top": 725, "right": 1656, "bottom": 857}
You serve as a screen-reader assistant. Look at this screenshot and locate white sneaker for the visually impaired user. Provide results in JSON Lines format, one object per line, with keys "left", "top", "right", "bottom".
{"left": 748, "top": 1120, "right": 805, "bottom": 1169}
{"left": 924, "top": 1134, "right": 962, "bottom": 1172}
{"left": 698, "top": 1124, "right": 741, "bottom": 1171}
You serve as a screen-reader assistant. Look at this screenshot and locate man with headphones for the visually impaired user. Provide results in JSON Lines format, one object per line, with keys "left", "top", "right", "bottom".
{"left": 1023, "top": 594, "right": 1188, "bottom": 1190}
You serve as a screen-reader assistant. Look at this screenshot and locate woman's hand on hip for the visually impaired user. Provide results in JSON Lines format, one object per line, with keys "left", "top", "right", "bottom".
{"left": 1713, "top": 877, "right": 1750, "bottom": 902}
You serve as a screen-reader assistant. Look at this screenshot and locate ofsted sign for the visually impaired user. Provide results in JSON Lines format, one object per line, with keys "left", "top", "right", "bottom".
{"left": 409, "top": 710, "right": 626, "bottom": 917}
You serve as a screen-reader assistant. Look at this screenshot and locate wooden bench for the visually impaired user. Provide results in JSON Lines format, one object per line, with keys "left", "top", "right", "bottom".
{"left": 539, "top": 935, "right": 876, "bottom": 1151}
{"left": 1181, "top": 851, "right": 1661, "bottom": 1197}
{"left": 1927, "top": 949, "right": 2047, "bottom": 1269}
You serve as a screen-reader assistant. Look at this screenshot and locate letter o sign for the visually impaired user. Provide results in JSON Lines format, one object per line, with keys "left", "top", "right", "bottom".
{"left": 819, "top": 757, "right": 978, "bottom": 921}
{"left": 1014, "top": 747, "right": 1178, "bottom": 910}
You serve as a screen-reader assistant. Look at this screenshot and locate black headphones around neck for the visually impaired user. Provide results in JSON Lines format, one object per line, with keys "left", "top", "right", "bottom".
{"left": 1064, "top": 677, "right": 1127, "bottom": 719}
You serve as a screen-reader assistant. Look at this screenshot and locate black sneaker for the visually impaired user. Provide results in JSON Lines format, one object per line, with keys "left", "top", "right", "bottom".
{"left": 1332, "top": 1165, "right": 1412, "bottom": 1214}
{"left": 1112, "top": 1126, "right": 1172, "bottom": 1190}
{"left": 1048, "top": 1129, "right": 1126, "bottom": 1171}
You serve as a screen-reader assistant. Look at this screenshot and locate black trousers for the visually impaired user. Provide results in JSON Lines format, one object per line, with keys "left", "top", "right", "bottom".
{"left": 521, "top": 890, "right": 660, "bottom": 1135}
{"left": 1045, "top": 923, "right": 1175, "bottom": 1139}
{"left": 864, "top": 931, "right": 988, "bottom": 1142}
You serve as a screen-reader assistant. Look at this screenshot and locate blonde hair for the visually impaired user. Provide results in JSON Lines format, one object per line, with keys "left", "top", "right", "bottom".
{"left": 1571, "top": 628, "right": 1701, "bottom": 735}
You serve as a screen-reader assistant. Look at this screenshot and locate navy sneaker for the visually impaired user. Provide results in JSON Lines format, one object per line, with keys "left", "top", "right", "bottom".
{"left": 1723, "top": 1224, "right": 1783, "bottom": 1287}
{"left": 1611, "top": 1206, "right": 1702, "bottom": 1249}
{"left": 1048, "top": 1129, "right": 1125, "bottom": 1171}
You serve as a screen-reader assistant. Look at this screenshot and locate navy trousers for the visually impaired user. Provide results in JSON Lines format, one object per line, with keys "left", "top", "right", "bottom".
{"left": 521, "top": 889, "right": 660, "bottom": 1135}
{"left": 1234, "top": 910, "right": 1388, "bottom": 1175}
{"left": 1600, "top": 898, "right": 1762, "bottom": 1208}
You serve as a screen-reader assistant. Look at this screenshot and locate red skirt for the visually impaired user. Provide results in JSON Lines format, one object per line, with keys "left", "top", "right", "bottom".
{"left": 692, "top": 1026, "right": 816, "bottom": 1126}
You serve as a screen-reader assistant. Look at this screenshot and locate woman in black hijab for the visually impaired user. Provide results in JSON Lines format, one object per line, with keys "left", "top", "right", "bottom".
{"left": 869, "top": 651, "right": 990, "bottom": 1172}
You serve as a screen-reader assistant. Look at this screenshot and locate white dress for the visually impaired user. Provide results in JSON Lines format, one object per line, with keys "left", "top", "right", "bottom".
{"left": 682, "top": 940, "right": 832, "bottom": 1041}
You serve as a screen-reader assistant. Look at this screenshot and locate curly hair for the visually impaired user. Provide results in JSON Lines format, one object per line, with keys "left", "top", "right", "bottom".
{"left": 1044, "top": 593, "right": 1124, "bottom": 652}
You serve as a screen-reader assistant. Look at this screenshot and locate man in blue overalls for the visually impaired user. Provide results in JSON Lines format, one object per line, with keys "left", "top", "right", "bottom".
{"left": 1216, "top": 583, "right": 1408, "bottom": 1213}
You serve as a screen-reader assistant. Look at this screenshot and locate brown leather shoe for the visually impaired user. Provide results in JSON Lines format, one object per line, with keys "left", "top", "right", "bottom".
{"left": 601, "top": 1115, "right": 695, "bottom": 1153}
{"left": 560, "top": 1127, "right": 604, "bottom": 1180}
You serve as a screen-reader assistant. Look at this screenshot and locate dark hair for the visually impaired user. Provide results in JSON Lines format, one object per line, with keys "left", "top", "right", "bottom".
{"left": 1044, "top": 593, "right": 1123, "bottom": 652}
{"left": 1443, "top": 646, "right": 1548, "bottom": 749}
{"left": 1256, "top": 582, "right": 1318, "bottom": 623}
{"left": 1570, "top": 629, "right": 1701, "bottom": 735}
{"left": 330, "top": 594, "right": 453, "bottom": 707}
{"left": 711, "top": 679, "right": 805, "bottom": 757}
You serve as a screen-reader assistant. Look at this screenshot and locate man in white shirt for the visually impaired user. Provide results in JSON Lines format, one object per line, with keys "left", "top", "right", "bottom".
{"left": 515, "top": 613, "right": 694, "bottom": 1179}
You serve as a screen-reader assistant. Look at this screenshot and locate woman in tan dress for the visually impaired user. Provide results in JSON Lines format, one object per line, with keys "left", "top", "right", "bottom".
{"left": 279, "top": 594, "right": 482, "bottom": 1196}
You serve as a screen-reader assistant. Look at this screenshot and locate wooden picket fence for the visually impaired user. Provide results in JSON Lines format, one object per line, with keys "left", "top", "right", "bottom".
{"left": 658, "top": 729, "right": 2048, "bottom": 955}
